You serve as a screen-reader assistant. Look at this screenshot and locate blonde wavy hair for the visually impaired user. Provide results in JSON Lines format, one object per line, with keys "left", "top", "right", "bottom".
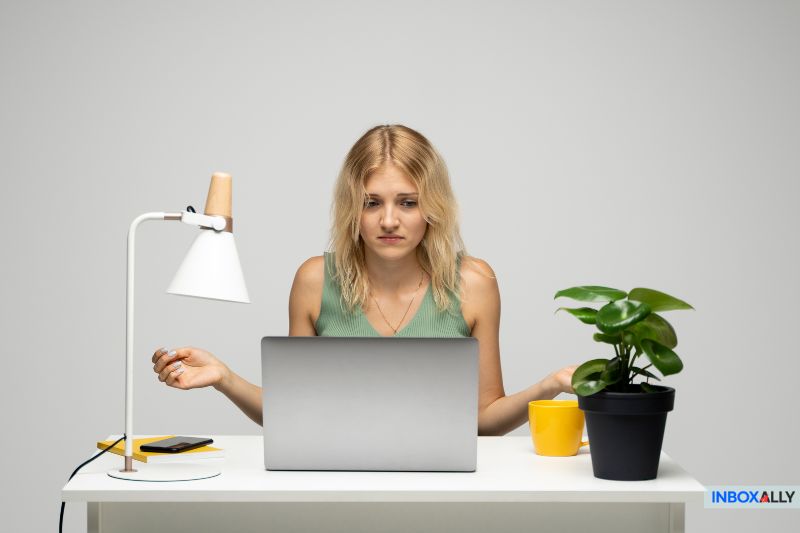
{"left": 330, "top": 124, "right": 466, "bottom": 313}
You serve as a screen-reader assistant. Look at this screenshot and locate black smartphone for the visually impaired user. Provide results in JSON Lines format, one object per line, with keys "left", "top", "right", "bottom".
{"left": 139, "top": 436, "right": 213, "bottom": 453}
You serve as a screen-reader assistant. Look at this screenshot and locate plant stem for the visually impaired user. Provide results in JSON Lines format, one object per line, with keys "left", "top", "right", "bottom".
{"left": 627, "top": 347, "right": 638, "bottom": 388}
{"left": 629, "top": 348, "right": 641, "bottom": 370}
{"left": 629, "top": 363, "right": 653, "bottom": 384}
{"left": 620, "top": 343, "right": 629, "bottom": 391}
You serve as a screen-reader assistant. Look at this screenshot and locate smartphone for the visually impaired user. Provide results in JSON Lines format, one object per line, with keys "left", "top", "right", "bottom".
{"left": 139, "top": 436, "right": 213, "bottom": 453}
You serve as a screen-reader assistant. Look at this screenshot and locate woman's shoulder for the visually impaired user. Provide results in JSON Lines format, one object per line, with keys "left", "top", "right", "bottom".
{"left": 458, "top": 256, "right": 499, "bottom": 330}
{"left": 290, "top": 256, "right": 326, "bottom": 304}
{"left": 289, "top": 256, "right": 326, "bottom": 327}
{"left": 293, "top": 255, "right": 326, "bottom": 288}
{"left": 459, "top": 255, "right": 498, "bottom": 290}
{"left": 289, "top": 256, "right": 325, "bottom": 335}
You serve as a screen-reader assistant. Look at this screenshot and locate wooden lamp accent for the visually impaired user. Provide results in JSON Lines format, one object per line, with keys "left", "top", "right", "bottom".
{"left": 204, "top": 172, "right": 233, "bottom": 232}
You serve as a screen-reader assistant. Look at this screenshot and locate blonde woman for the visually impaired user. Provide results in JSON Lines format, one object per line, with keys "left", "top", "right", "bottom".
{"left": 151, "top": 124, "right": 577, "bottom": 436}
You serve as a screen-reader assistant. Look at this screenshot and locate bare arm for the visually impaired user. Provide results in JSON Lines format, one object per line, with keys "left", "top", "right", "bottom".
{"left": 478, "top": 368, "right": 576, "bottom": 436}
{"left": 158, "top": 257, "right": 324, "bottom": 426}
{"left": 460, "top": 258, "right": 576, "bottom": 436}
{"left": 152, "top": 345, "right": 264, "bottom": 425}
{"left": 219, "top": 256, "right": 323, "bottom": 424}
{"left": 214, "top": 369, "right": 264, "bottom": 425}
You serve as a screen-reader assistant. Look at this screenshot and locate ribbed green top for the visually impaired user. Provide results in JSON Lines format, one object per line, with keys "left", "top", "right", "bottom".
{"left": 314, "top": 252, "right": 471, "bottom": 337}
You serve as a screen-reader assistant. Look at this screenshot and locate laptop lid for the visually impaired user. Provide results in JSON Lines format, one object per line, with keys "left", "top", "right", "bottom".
{"left": 261, "top": 336, "right": 478, "bottom": 472}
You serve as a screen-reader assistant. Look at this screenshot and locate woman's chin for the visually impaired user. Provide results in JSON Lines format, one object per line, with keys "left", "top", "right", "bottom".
{"left": 365, "top": 244, "right": 416, "bottom": 261}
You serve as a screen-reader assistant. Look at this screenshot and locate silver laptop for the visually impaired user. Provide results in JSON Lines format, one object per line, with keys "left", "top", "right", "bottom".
{"left": 261, "top": 336, "right": 478, "bottom": 472}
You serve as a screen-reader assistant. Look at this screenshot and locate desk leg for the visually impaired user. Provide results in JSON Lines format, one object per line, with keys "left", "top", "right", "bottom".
{"left": 87, "top": 502, "right": 100, "bottom": 533}
{"left": 669, "top": 503, "right": 685, "bottom": 533}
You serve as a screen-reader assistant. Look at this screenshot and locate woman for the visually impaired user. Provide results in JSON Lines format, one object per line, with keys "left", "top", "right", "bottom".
{"left": 151, "top": 124, "right": 577, "bottom": 435}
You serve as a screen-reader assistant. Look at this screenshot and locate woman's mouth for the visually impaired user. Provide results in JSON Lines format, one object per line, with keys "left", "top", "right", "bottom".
{"left": 378, "top": 235, "right": 404, "bottom": 244}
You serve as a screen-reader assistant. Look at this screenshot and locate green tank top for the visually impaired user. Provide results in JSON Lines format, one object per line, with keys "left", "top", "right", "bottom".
{"left": 315, "top": 252, "right": 471, "bottom": 337}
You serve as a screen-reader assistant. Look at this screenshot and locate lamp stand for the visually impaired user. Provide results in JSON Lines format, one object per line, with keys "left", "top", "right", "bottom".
{"left": 108, "top": 211, "right": 227, "bottom": 482}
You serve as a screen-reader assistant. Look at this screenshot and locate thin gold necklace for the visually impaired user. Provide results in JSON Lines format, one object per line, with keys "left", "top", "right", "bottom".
{"left": 369, "top": 270, "right": 426, "bottom": 334}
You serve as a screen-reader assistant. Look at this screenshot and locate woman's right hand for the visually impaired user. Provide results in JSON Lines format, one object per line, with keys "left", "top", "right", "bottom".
{"left": 151, "top": 347, "right": 230, "bottom": 391}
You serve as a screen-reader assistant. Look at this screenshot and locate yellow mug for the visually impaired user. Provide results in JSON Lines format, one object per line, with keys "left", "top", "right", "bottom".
{"left": 528, "top": 400, "right": 589, "bottom": 456}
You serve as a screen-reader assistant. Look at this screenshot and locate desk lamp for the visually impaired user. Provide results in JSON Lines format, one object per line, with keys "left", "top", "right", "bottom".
{"left": 108, "top": 172, "right": 249, "bottom": 482}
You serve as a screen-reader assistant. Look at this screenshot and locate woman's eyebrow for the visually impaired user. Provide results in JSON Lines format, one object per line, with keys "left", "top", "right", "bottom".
{"left": 365, "top": 192, "right": 419, "bottom": 198}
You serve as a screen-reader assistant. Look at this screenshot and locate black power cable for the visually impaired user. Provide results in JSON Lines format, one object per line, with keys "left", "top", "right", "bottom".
{"left": 61, "top": 207, "right": 197, "bottom": 530}
{"left": 59, "top": 435, "right": 126, "bottom": 533}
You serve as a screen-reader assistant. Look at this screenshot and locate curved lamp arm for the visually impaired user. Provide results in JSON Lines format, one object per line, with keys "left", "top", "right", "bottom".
{"left": 122, "top": 211, "right": 228, "bottom": 470}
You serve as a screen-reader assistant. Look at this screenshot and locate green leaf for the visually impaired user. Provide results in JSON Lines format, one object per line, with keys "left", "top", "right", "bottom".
{"left": 630, "top": 366, "right": 661, "bottom": 381}
{"left": 628, "top": 288, "right": 694, "bottom": 312}
{"left": 629, "top": 313, "right": 678, "bottom": 349}
{"left": 556, "top": 307, "right": 597, "bottom": 324}
{"left": 572, "top": 359, "right": 608, "bottom": 383}
{"left": 572, "top": 359, "right": 610, "bottom": 396}
{"left": 596, "top": 300, "right": 651, "bottom": 334}
{"left": 640, "top": 382, "right": 659, "bottom": 393}
{"left": 600, "top": 357, "right": 623, "bottom": 385}
{"left": 593, "top": 332, "right": 622, "bottom": 345}
{"left": 575, "top": 379, "right": 608, "bottom": 396}
{"left": 554, "top": 286, "right": 627, "bottom": 303}
{"left": 641, "top": 339, "right": 684, "bottom": 376}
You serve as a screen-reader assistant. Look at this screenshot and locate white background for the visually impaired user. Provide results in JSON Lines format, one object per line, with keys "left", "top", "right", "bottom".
{"left": 1, "top": 1, "right": 798, "bottom": 531}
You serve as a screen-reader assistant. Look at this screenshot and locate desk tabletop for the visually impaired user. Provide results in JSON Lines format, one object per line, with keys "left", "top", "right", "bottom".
{"left": 62, "top": 436, "right": 704, "bottom": 503}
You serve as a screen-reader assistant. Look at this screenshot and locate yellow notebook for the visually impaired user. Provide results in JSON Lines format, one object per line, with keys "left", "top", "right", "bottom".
{"left": 97, "top": 436, "right": 224, "bottom": 464}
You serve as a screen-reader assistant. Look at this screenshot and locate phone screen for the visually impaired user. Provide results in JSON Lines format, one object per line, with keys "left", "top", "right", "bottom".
{"left": 140, "top": 436, "right": 213, "bottom": 453}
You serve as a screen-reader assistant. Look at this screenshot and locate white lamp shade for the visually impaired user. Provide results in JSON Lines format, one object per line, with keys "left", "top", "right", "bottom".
{"left": 167, "top": 230, "right": 250, "bottom": 303}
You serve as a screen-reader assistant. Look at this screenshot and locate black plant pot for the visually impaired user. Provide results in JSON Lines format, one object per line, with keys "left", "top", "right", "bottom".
{"left": 577, "top": 385, "right": 675, "bottom": 481}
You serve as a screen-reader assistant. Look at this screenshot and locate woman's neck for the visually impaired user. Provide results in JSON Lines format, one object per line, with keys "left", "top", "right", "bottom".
{"left": 364, "top": 249, "right": 425, "bottom": 294}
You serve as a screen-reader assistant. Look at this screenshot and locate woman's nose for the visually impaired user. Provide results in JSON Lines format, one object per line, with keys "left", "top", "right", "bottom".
{"left": 380, "top": 205, "right": 399, "bottom": 229}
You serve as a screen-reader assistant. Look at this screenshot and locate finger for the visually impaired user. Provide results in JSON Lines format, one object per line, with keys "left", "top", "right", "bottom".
{"left": 159, "top": 359, "right": 184, "bottom": 382}
{"left": 153, "top": 347, "right": 196, "bottom": 373}
{"left": 165, "top": 365, "right": 186, "bottom": 388}
{"left": 153, "top": 349, "right": 180, "bottom": 373}
{"left": 173, "top": 346, "right": 198, "bottom": 364}
{"left": 151, "top": 347, "right": 168, "bottom": 364}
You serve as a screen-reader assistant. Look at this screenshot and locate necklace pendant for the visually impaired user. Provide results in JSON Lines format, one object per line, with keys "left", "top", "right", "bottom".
{"left": 369, "top": 270, "right": 426, "bottom": 336}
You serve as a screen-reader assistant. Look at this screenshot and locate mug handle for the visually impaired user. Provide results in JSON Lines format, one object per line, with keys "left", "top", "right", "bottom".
{"left": 579, "top": 440, "right": 589, "bottom": 447}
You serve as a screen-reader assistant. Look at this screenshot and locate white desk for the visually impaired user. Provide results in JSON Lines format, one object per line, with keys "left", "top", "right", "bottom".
{"left": 62, "top": 436, "right": 704, "bottom": 533}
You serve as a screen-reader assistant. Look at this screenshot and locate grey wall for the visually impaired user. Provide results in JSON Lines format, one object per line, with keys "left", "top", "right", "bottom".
{"left": 2, "top": 1, "right": 798, "bottom": 531}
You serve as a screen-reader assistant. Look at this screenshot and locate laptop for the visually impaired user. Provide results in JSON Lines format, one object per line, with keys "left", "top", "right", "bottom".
{"left": 261, "top": 336, "right": 479, "bottom": 472}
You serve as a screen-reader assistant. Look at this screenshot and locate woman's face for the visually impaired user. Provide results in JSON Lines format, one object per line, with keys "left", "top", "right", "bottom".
{"left": 359, "top": 163, "right": 428, "bottom": 262}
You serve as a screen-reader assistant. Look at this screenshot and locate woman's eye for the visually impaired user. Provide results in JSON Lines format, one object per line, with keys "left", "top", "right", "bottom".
{"left": 364, "top": 200, "right": 379, "bottom": 208}
{"left": 401, "top": 200, "right": 417, "bottom": 208}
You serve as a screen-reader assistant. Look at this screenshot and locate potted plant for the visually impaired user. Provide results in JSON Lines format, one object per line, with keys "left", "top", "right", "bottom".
{"left": 554, "top": 286, "right": 693, "bottom": 481}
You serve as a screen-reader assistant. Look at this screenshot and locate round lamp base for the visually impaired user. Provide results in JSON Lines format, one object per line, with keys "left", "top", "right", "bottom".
{"left": 108, "top": 462, "right": 221, "bottom": 482}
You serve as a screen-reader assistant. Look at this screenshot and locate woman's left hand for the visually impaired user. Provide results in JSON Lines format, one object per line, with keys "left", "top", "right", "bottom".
{"left": 548, "top": 365, "right": 579, "bottom": 395}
